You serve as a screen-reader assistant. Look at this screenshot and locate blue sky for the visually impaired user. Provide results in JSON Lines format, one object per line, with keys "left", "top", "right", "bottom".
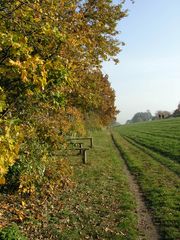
{"left": 103, "top": 0, "right": 180, "bottom": 123}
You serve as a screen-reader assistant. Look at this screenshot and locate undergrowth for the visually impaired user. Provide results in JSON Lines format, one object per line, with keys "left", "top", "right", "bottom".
{"left": 0, "top": 130, "right": 139, "bottom": 239}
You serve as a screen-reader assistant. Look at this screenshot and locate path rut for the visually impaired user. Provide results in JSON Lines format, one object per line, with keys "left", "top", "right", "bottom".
{"left": 111, "top": 134, "right": 160, "bottom": 240}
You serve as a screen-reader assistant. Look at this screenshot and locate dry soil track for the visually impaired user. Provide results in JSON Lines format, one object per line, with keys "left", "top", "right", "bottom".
{"left": 111, "top": 134, "right": 160, "bottom": 240}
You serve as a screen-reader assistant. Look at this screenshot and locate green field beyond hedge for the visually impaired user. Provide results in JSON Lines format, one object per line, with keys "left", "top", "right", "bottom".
{"left": 112, "top": 118, "right": 180, "bottom": 240}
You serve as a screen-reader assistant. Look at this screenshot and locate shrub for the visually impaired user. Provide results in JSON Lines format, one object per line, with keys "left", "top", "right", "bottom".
{"left": 0, "top": 120, "right": 23, "bottom": 185}
{"left": 0, "top": 223, "right": 27, "bottom": 240}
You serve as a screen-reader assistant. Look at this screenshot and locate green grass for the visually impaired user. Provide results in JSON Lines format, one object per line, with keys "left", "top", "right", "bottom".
{"left": 0, "top": 130, "right": 142, "bottom": 240}
{"left": 0, "top": 223, "right": 27, "bottom": 240}
{"left": 51, "top": 130, "right": 139, "bottom": 239}
{"left": 2, "top": 121, "right": 179, "bottom": 239}
{"left": 123, "top": 136, "right": 180, "bottom": 175}
{"left": 115, "top": 118, "right": 180, "bottom": 162}
{"left": 112, "top": 118, "right": 180, "bottom": 240}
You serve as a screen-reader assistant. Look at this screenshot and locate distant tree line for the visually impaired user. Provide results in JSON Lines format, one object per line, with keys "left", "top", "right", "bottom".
{"left": 126, "top": 103, "right": 180, "bottom": 124}
{"left": 126, "top": 110, "right": 152, "bottom": 124}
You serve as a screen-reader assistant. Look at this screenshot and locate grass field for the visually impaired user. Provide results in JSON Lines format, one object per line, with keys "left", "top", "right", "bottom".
{"left": 115, "top": 118, "right": 180, "bottom": 162}
{"left": 112, "top": 117, "right": 180, "bottom": 240}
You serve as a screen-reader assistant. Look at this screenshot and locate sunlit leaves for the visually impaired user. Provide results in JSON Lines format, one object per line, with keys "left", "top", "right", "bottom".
{"left": 0, "top": 121, "right": 23, "bottom": 185}
{"left": 0, "top": 0, "right": 125, "bottom": 192}
{"left": 0, "top": 87, "right": 6, "bottom": 113}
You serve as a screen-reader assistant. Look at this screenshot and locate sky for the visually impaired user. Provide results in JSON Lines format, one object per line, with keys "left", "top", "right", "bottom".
{"left": 103, "top": 0, "right": 180, "bottom": 124}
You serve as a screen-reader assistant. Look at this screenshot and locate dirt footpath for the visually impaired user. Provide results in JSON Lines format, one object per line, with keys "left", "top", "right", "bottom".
{"left": 112, "top": 134, "right": 160, "bottom": 240}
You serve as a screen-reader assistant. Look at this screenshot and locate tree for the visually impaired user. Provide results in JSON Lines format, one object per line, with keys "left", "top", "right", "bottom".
{"left": 172, "top": 103, "right": 180, "bottom": 117}
{"left": 130, "top": 110, "right": 153, "bottom": 123}
{"left": 0, "top": 0, "right": 126, "bottom": 190}
{"left": 0, "top": 0, "right": 126, "bottom": 124}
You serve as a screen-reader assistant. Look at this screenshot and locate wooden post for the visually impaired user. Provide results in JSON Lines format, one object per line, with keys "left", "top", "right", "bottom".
{"left": 78, "top": 143, "right": 83, "bottom": 155}
{"left": 90, "top": 137, "right": 93, "bottom": 148}
{"left": 82, "top": 149, "right": 87, "bottom": 164}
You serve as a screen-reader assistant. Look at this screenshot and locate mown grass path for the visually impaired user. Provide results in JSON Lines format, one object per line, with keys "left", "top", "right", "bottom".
{"left": 56, "top": 130, "right": 139, "bottom": 239}
{"left": 111, "top": 134, "right": 159, "bottom": 240}
{"left": 49, "top": 130, "right": 162, "bottom": 240}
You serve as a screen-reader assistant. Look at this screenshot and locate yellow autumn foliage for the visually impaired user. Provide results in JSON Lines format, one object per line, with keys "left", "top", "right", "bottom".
{"left": 0, "top": 0, "right": 125, "bottom": 194}
{"left": 0, "top": 121, "right": 24, "bottom": 185}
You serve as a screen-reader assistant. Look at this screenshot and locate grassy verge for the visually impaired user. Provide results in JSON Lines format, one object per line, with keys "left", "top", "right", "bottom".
{"left": 112, "top": 131, "right": 180, "bottom": 240}
{"left": 52, "top": 130, "right": 139, "bottom": 239}
{"left": 0, "top": 130, "right": 140, "bottom": 239}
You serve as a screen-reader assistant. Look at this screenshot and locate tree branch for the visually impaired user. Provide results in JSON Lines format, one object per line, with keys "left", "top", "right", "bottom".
{"left": 0, "top": 46, "right": 12, "bottom": 65}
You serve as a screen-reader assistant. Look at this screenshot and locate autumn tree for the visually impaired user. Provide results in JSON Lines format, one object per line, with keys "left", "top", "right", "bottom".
{"left": 0, "top": 0, "right": 126, "bottom": 191}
